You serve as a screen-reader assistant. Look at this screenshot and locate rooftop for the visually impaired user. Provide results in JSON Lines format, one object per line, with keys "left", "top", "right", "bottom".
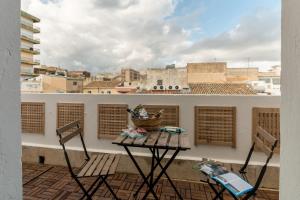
{"left": 189, "top": 83, "right": 257, "bottom": 95}
{"left": 84, "top": 80, "right": 121, "bottom": 88}
{"left": 23, "top": 163, "right": 278, "bottom": 200}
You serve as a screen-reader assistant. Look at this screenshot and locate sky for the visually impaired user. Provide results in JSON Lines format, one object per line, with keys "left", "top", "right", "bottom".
{"left": 21, "top": 0, "right": 281, "bottom": 73}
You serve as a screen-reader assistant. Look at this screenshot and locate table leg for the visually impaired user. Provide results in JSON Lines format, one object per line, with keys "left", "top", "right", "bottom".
{"left": 142, "top": 148, "right": 180, "bottom": 200}
{"left": 134, "top": 149, "right": 169, "bottom": 197}
{"left": 123, "top": 146, "right": 159, "bottom": 200}
{"left": 152, "top": 149, "right": 183, "bottom": 200}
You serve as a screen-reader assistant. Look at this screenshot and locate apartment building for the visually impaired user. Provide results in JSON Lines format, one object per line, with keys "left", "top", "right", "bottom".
{"left": 144, "top": 65, "right": 188, "bottom": 90}
{"left": 226, "top": 67, "right": 259, "bottom": 82}
{"left": 121, "top": 68, "right": 141, "bottom": 82}
{"left": 21, "top": 75, "right": 83, "bottom": 93}
{"left": 83, "top": 80, "right": 121, "bottom": 94}
{"left": 187, "top": 62, "right": 227, "bottom": 84}
{"left": 258, "top": 66, "right": 281, "bottom": 95}
{"left": 21, "top": 10, "right": 40, "bottom": 79}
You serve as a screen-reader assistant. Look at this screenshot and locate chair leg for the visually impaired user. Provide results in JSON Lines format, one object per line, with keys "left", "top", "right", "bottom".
{"left": 102, "top": 176, "right": 119, "bottom": 200}
{"left": 74, "top": 177, "right": 93, "bottom": 200}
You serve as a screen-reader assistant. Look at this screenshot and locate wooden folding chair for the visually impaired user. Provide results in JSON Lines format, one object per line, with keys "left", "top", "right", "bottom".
{"left": 237, "top": 126, "right": 278, "bottom": 199}
{"left": 57, "top": 120, "right": 120, "bottom": 200}
{"left": 203, "top": 126, "right": 278, "bottom": 200}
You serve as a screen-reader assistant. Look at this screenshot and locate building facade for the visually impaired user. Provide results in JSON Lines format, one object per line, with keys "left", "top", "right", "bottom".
{"left": 21, "top": 10, "right": 40, "bottom": 79}
{"left": 258, "top": 66, "right": 281, "bottom": 95}
{"left": 226, "top": 67, "right": 259, "bottom": 83}
{"left": 121, "top": 68, "right": 141, "bottom": 82}
{"left": 187, "top": 62, "right": 227, "bottom": 84}
{"left": 21, "top": 75, "right": 83, "bottom": 93}
{"left": 144, "top": 66, "right": 187, "bottom": 90}
{"left": 83, "top": 80, "right": 121, "bottom": 94}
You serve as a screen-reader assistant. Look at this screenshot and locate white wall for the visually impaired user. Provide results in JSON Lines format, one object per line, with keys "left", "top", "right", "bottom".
{"left": 0, "top": 0, "right": 22, "bottom": 199}
{"left": 22, "top": 94, "right": 280, "bottom": 166}
{"left": 281, "top": 0, "right": 300, "bottom": 199}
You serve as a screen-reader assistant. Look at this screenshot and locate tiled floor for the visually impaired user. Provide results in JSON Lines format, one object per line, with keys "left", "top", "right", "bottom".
{"left": 23, "top": 163, "right": 279, "bottom": 200}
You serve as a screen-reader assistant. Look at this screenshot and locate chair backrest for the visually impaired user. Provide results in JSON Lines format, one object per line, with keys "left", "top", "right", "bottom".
{"left": 239, "top": 126, "right": 278, "bottom": 196}
{"left": 56, "top": 120, "right": 90, "bottom": 176}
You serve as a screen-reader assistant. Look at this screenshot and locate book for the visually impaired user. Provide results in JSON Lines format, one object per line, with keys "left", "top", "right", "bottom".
{"left": 213, "top": 172, "right": 253, "bottom": 197}
{"left": 198, "top": 162, "right": 253, "bottom": 197}
{"left": 199, "top": 162, "right": 228, "bottom": 177}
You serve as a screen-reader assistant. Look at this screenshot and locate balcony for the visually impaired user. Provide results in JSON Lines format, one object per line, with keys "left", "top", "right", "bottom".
{"left": 21, "top": 19, "right": 40, "bottom": 33}
{"left": 21, "top": 44, "right": 40, "bottom": 55}
{"left": 21, "top": 57, "right": 40, "bottom": 65}
{"left": 21, "top": 94, "right": 280, "bottom": 199}
{"left": 22, "top": 163, "right": 278, "bottom": 199}
{"left": 21, "top": 32, "right": 40, "bottom": 44}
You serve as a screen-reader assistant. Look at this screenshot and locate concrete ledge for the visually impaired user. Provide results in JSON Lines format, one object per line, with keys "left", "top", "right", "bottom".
{"left": 22, "top": 145, "right": 279, "bottom": 189}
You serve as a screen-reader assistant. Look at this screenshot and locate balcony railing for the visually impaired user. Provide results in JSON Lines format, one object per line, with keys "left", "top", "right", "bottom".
{"left": 21, "top": 94, "right": 280, "bottom": 164}
{"left": 21, "top": 19, "right": 40, "bottom": 33}
{"left": 21, "top": 44, "right": 40, "bottom": 54}
{"left": 21, "top": 57, "right": 40, "bottom": 65}
{"left": 21, "top": 32, "right": 40, "bottom": 44}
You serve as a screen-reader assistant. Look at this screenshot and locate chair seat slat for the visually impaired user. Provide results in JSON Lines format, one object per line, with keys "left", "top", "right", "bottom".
{"left": 93, "top": 154, "right": 110, "bottom": 175}
{"left": 77, "top": 155, "right": 97, "bottom": 177}
{"left": 100, "top": 154, "right": 115, "bottom": 176}
{"left": 108, "top": 155, "right": 121, "bottom": 175}
{"left": 85, "top": 154, "right": 104, "bottom": 177}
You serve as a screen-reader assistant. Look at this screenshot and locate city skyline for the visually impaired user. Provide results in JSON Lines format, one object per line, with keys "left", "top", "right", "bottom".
{"left": 22, "top": 0, "right": 281, "bottom": 73}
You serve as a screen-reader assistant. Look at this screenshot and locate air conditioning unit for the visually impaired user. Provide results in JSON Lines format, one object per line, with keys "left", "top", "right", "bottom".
{"left": 153, "top": 86, "right": 158, "bottom": 90}
{"left": 168, "top": 86, "right": 173, "bottom": 90}
{"left": 159, "top": 85, "right": 164, "bottom": 90}
{"left": 175, "top": 85, "right": 180, "bottom": 90}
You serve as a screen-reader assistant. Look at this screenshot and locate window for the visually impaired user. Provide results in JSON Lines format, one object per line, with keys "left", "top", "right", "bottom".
{"left": 157, "top": 80, "right": 163, "bottom": 86}
{"left": 259, "top": 78, "right": 271, "bottom": 83}
{"left": 73, "top": 81, "right": 77, "bottom": 86}
{"left": 273, "top": 78, "right": 280, "bottom": 85}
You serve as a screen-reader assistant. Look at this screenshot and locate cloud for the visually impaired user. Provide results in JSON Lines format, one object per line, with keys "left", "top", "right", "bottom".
{"left": 178, "top": 9, "right": 281, "bottom": 69}
{"left": 22, "top": 0, "right": 280, "bottom": 73}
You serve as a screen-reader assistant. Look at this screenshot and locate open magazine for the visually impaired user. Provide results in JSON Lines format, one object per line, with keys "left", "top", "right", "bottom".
{"left": 199, "top": 162, "right": 253, "bottom": 197}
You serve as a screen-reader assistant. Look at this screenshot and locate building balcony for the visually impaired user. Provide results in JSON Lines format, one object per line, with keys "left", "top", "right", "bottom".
{"left": 21, "top": 57, "right": 40, "bottom": 65}
{"left": 21, "top": 44, "right": 40, "bottom": 55}
{"left": 20, "top": 94, "right": 280, "bottom": 199}
{"left": 21, "top": 32, "right": 40, "bottom": 44}
{"left": 21, "top": 19, "right": 40, "bottom": 33}
{"left": 22, "top": 163, "right": 278, "bottom": 199}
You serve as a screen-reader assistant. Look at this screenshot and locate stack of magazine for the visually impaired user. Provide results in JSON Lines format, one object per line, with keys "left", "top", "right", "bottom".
{"left": 198, "top": 161, "right": 253, "bottom": 197}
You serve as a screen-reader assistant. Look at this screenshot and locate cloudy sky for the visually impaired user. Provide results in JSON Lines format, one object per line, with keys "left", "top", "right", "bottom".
{"left": 22, "top": 0, "right": 281, "bottom": 73}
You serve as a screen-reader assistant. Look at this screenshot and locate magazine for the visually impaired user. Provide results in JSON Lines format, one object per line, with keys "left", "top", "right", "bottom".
{"left": 199, "top": 162, "right": 228, "bottom": 177}
{"left": 198, "top": 162, "right": 253, "bottom": 197}
{"left": 213, "top": 172, "right": 253, "bottom": 196}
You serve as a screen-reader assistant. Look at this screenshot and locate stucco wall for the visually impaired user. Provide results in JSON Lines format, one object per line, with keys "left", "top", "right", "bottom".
{"left": 281, "top": 0, "right": 300, "bottom": 199}
{"left": 21, "top": 94, "right": 280, "bottom": 166}
{"left": 0, "top": 0, "right": 22, "bottom": 199}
